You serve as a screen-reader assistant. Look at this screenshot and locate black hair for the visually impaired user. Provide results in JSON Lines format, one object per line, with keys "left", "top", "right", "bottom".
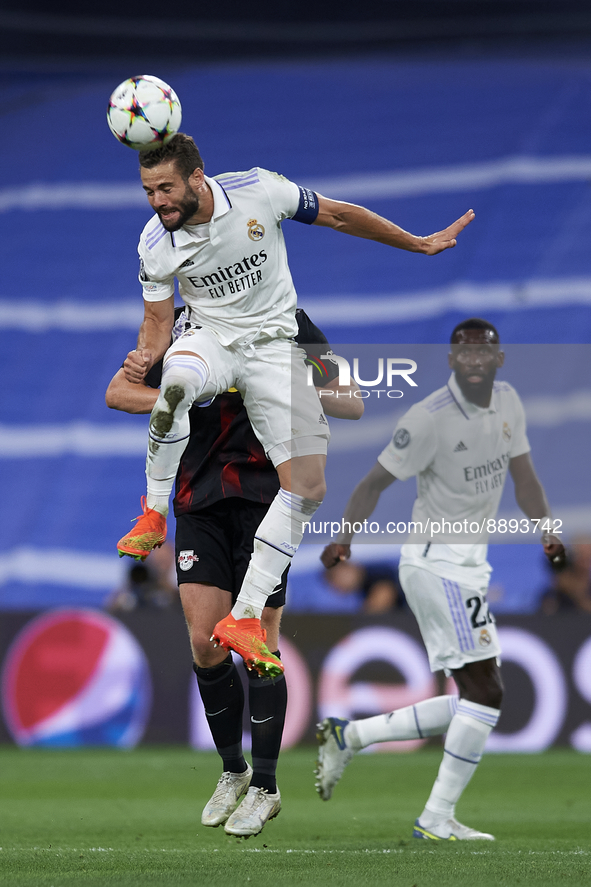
{"left": 450, "top": 317, "right": 500, "bottom": 344}
{"left": 138, "top": 133, "right": 204, "bottom": 180}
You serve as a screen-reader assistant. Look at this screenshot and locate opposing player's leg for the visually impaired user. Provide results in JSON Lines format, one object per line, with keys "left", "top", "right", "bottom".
{"left": 118, "top": 329, "right": 234, "bottom": 559}
{"left": 212, "top": 341, "right": 329, "bottom": 674}
{"left": 177, "top": 507, "right": 253, "bottom": 828}
{"left": 180, "top": 505, "right": 288, "bottom": 831}
{"left": 181, "top": 582, "right": 251, "bottom": 827}
{"left": 248, "top": 603, "right": 286, "bottom": 794}
{"left": 224, "top": 604, "right": 285, "bottom": 837}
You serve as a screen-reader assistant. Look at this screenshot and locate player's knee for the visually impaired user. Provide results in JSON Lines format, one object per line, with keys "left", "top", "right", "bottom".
{"left": 486, "top": 672, "right": 504, "bottom": 709}
{"left": 286, "top": 477, "right": 326, "bottom": 501}
{"left": 455, "top": 657, "right": 504, "bottom": 709}
{"left": 149, "top": 382, "right": 192, "bottom": 438}
{"left": 296, "top": 472, "right": 326, "bottom": 502}
{"left": 190, "top": 625, "right": 224, "bottom": 668}
{"left": 474, "top": 672, "right": 504, "bottom": 710}
{"left": 159, "top": 353, "right": 209, "bottom": 412}
{"left": 161, "top": 380, "right": 193, "bottom": 414}
{"left": 306, "top": 478, "right": 327, "bottom": 501}
{"left": 285, "top": 453, "right": 327, "bottom": 502}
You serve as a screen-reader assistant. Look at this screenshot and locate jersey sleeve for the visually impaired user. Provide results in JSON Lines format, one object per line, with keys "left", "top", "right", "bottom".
{"left": 258, "top": 168, "right": 319, "bottom": 225}
{"left": 377, "top": 404, "right": 437, "bottom": 481}
{"left": 138, "top": 240, "right": 175, "bottom": 302}
{"left": 508, "top": 388, "right": 531, "bottom": 458}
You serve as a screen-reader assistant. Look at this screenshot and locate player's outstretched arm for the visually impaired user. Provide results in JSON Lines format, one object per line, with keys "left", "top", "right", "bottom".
{"left": 320, "top": 462, "right": 396, "bottom": 568}
{"left": 106, "top": 368, "right": 159, "bottom": 414}
{"left": 509, "top": 453, "right": 566, "bottom": 565}
{"left": 316, "top": 376, "right": 364, "bottom": 420}
{"left": 313, "top": 195, "right": 474, "bottom": 255}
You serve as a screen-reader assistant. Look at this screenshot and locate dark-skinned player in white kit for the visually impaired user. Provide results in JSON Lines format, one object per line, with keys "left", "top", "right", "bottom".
{"left": 316, "top": 317, "right": 565, "bottom": 841}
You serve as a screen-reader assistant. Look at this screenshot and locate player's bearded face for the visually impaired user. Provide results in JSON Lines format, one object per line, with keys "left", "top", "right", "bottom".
{"left": 454, "top": 347, "right": 498, "bottom": 391}
{"left": 449, "top": 330, "right": 503, "bottom": 404}
{"left": 156, "top": 181, "right": 201, "bottom": 231}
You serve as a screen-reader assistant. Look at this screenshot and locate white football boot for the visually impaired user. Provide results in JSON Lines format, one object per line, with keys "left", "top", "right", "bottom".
{"left": 413, "top": 817, "right": 495, "bottom": 841}
{"left": 201, "top": 764, "right": 253, "bottom": 827}
{"left": 224, "top": 785, "right": 281, "bottom": 837}
{"left": 315, "top": 717, "right": 357, "bottom": 801}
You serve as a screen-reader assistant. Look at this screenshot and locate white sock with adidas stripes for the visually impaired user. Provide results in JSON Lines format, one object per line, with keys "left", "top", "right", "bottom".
{"left": 146, "top": 353, "right": 209, "bottom": 515}
{"left": 419, "top": 699, "right": 500, "bottom": 826}
{"left": 348, "top": 695, "right": 458, "bottom": 749}
{"left": 231, "top": 488, "right": 322, "bottom": 621}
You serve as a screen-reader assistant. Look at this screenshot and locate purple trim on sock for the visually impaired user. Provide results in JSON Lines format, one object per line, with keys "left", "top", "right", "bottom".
{"left": 444, "top": 748, "right": 480, "bottom": 765}
{"left": 412, "top": 705, "right": 425, "bottom": 739}
{"left": 254, "top": 535, "right": 294, "bottom": 559}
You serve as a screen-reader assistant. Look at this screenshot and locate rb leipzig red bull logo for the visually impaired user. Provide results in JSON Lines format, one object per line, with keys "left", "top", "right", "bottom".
{"left": 1, "top": 609, "right": 152, "bottom": 747}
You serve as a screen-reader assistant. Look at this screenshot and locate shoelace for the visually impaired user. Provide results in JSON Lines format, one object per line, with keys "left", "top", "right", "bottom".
{"left": 210, "top": 772, "right": 244, "bottom": 801}
{"left": 240, "top": 787, "right": 269, "bottom": 810}
{"left": 130, "top": 496, "right": 149, "bottom": 523}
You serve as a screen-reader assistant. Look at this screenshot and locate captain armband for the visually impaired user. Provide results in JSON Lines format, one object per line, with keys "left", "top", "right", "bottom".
{"left": 291, "top": 187, "right": 320, "bottom": 224}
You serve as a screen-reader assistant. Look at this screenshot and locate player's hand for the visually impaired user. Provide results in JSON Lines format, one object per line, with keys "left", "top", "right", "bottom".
{"left": 543, "top": 537, "right": 566, "bottom": 568}
{"left": 421, "top": 209, "right": 475, "bottom": 255}
{"left": 123, "top": 349, "right": 152, "bottom": 384}
{"left": 321, "top": 543, "right": 351, "bottom": 569}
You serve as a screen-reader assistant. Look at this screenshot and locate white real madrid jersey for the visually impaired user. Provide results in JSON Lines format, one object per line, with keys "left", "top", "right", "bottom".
{"left": 378, "top": 373, "right": 530, "bottom": 585}
{"left": 138, "top": 168, "right": 315, "bottom": 347}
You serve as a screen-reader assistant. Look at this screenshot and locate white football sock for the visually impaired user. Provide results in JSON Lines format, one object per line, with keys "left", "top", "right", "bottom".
{"left": 350, "top": 695, "right": 458, "bottom": 750}
{"left": 146, "top": 353, "right": 209, "bottom": 514}
{"left": 231, "top": 488, "right": 322, "bottom": 620}
{"left": 420, "top": 699, "right": 500, "bottom": 825}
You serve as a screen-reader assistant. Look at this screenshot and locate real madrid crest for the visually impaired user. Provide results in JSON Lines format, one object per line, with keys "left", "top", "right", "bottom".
{"left": 502, "top": 422, "right": 511, "bottom": 442}
{"left": 479, "top": 628, "right": 492, "bottom": 647}
{"left": 247, "top": 218, "right": 265, "bottom": 241}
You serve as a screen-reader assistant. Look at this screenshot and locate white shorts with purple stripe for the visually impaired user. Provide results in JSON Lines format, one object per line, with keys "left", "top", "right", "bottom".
{"left": 398, "top": 563, "right": 501, "bottom": 675}
{"left": 164, "top": 328, "right": 330, "bottom": 466}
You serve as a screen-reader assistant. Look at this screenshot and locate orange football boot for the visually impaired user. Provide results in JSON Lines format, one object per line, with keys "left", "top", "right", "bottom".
{"left": 211, "top": 615, "right": 284, "bottom": 678}
{"left": 117, "top": 496, "right": 167, "bottom": 561}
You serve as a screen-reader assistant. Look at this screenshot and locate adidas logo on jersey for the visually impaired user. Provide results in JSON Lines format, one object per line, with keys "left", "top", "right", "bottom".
{"left": 454, "top": 441, "right": 468, "bottom": 452}
{"left": 179, "top": 258, "right": 195, "bottom": 268}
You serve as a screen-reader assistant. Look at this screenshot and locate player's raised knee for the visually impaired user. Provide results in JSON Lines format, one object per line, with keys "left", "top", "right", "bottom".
{"left": 191, "top": 626, "right": 228, "bottom": 667}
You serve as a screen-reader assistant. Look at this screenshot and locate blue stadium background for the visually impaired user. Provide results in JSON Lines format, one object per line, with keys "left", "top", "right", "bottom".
{"left": 1, "top": 53, "right": 591, "bottom": 612}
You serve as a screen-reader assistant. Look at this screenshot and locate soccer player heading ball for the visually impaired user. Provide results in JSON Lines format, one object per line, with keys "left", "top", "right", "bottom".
{"left": 317, "top": 318, "right": 566, "bottom": 841}
{"left": 108, "top": 305, "right": 359, "bottom": 837}
{"left": 116, "top": 131, "right": 474, "bottom": 677}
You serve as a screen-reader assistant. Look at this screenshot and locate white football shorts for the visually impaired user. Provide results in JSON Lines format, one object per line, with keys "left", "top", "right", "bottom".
{"left": 398, "top": 563, "right": 501, "bottom": 675}
{"left": 164, "top": 327, "right": 329, "bottom": 466}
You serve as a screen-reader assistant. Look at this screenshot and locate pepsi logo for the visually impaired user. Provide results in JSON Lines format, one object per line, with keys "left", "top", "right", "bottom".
{"left": 1, "top": 609, "right": 152, "bottom": 747}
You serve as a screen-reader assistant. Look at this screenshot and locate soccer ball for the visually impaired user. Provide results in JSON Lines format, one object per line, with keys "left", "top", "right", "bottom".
{"left": 107, "top": 75, "right": 182, "bottom": 151}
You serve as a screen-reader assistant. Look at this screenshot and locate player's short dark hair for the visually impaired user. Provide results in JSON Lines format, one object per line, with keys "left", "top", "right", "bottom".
{"left": 138, "top": 133, "right": 204, "bottom": 180}
{"left": 450, "top": 317, "right": 500, "bottom": 344}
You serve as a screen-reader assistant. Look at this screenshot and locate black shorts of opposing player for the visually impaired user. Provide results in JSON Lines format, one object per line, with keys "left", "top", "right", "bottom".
{"left": 175, "top": 499, "right": 287, "bottom": 606}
